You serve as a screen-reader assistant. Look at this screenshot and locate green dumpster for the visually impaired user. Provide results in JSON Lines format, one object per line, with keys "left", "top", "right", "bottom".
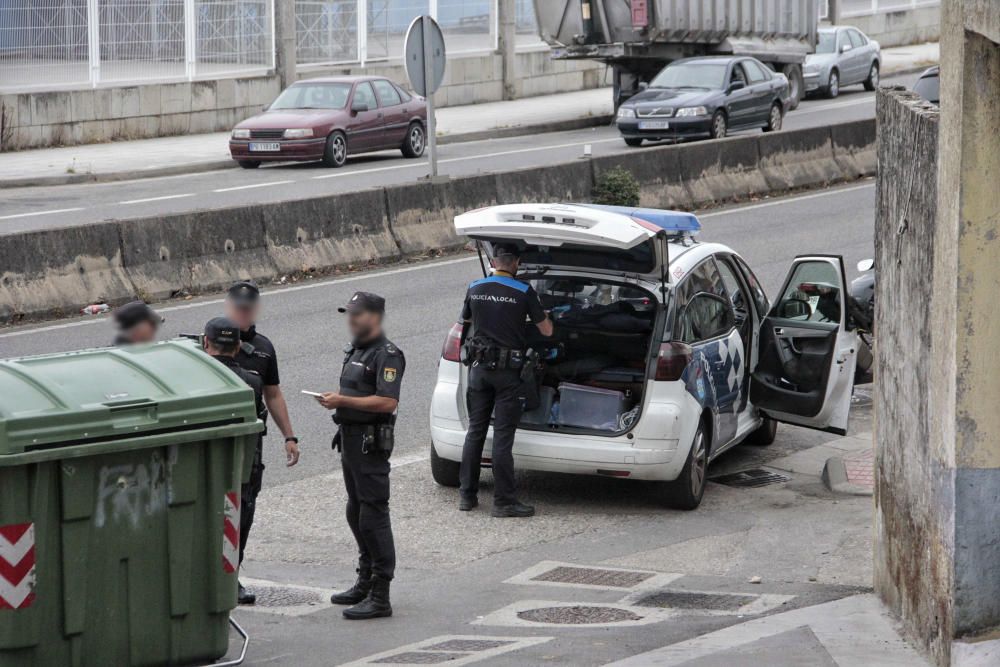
{"left": 0, "top": 340, "right": 263, "bottom": 666}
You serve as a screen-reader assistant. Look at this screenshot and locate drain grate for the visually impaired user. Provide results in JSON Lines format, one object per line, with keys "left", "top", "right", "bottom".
{"left": 517, "top": 605, "right": 642, "bottom": 624}
{"left": 372, "top": 652, "right": 469, "bottom": 664}
{"left": 635, "top": 590, "right": 758, "bottom": 611}
{"left": 424, "top": 640, "right": 515, "bottom": 652}
{"left": 711, "top": 468, "right": 790, "bottom": 488}
{"left": 251, "top": 586, "right": 324, "bottom": 608}
{"left": 531, "top": 565, "right": 654, "bottom": 588}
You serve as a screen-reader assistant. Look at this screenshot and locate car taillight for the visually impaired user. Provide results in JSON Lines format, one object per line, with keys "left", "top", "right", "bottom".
{"left": 655, "top": 342, "right": 693, "bottom": 381}
{"left": 441, "top": 323, "right": 463, "bottom": 362}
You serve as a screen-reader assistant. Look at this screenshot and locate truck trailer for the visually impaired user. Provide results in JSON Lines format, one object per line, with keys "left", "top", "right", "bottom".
{"left": 534, "top": 0, "right": 817, "bottom": 109}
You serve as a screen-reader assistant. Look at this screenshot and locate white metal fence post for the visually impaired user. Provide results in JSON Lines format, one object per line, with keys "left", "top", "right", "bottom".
{"left": 86, "top": 0, "right": 100, "bottom": 87}
{"left": 358, "top": 0, "right": 367, "bottom": 65}
{"left": 184, "top": 0, "right": 197, "bottom": 79}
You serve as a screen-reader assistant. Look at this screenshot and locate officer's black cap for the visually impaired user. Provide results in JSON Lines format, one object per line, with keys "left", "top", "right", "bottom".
{"left": 493, "top": 243, "right": 521, "bottom": 258}
{"left": 113, "top": 301, "right": 162, "bottom": 330}
{"left": 227, "top": 280, "right": 260, "bottom": 306}
{"left": 338, "top": 291, "right": 385, "bottom": 314}
{"left": 204, "top": 317, "right": 241, "bottom": 347}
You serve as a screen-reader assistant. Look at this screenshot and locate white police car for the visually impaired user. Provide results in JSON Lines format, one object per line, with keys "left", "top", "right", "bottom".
{"left": 429, "top": 204, "right": 858, "bottom": 510}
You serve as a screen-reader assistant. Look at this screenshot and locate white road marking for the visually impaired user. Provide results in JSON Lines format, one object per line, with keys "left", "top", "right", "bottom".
{"left": 698, "top": 182, "right": 874, "bottom": 219}
{"left": 213, "top": 180, "right": 294, "bottom": 192}
{"left": 339, "top": 635, "right": 554, "bottom": 667}
{"left": 119, "top": 193, "right": 195, "bottom": 205}
{"left": 0, "top": 207, "right": 84, "bottom": 220}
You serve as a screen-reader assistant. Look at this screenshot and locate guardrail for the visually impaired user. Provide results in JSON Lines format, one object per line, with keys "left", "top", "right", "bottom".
{"left": 0, "top": 118, "right": 875, "bottom": 323}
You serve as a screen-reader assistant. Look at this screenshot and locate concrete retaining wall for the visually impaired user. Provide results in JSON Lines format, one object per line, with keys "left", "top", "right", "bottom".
{"left": 842, "top": 5, "right": 940, "bottom": 49}
{"left": 0, "top": 119, "right": 875, "bottom": 322}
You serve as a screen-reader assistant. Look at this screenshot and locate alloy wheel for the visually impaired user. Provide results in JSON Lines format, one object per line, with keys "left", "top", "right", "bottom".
{"left": 829, "top": 72, "right": 839, "bottom": 97}
{"left": 690, "top": 431, "right": 707, "bottom": 496}
{"left": 332, "top": 135, "right": 346, "bottom": 164}
{"left": 870, "top": 65, "right": 879, "bottom": 87}
{"left": 769, "top": 105, "right": 782, "bottom": 131}
{"left": 712, "top": 113, "right": 727, "bottom": 139}
{"left": 410, "top": 125, "right": 424, "bottom": 154}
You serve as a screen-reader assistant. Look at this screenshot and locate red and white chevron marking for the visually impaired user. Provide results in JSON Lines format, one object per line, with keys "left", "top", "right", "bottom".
{"left": 222, "top": 492, "right": 240, "bottom": 574}
{"left": 0, "top": 523, "right": 36, "bottom": 610}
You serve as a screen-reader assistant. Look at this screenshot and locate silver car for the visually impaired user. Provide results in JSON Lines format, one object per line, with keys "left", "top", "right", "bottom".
{"left": 803, "top": 26, "right": 881, "bottom": 98}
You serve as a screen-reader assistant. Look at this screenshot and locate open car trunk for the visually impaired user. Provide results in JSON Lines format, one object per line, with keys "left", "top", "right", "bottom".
{"left": 517, "top": 275, "right": 660, "bottom": 435}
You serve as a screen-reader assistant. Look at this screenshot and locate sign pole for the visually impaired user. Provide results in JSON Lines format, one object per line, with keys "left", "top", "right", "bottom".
{"left": 421, "top": 17, "right": 439, "bottom": 178}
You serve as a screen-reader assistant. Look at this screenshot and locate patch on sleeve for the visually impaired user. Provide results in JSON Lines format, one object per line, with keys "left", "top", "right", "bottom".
{"left": 383, "top": 367, "right": 397, "bottom": 383}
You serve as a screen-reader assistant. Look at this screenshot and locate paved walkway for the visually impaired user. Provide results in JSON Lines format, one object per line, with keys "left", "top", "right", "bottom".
{"left": 0, "top": 42, "right": 937, "bottom": 187}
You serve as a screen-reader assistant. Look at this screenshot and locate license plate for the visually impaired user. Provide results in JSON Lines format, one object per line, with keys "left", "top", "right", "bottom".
{"left": 638, "top": 120, "right": 669, "bottom": 130}
{"left": 249, "top": 142, "right": 281, "bottom": 152}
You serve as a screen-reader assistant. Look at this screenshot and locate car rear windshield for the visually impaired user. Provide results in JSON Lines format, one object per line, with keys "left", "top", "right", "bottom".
{"left": 649, "top": 63, "right": 727, "bottom": 90}
{"left": 271, "top": 83, "right": 352, "bottom": 110}
{"left": 816, "top": 31, "right": 836, "bottom": 54}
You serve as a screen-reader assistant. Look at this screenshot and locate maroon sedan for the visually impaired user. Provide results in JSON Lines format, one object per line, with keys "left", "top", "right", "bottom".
{"left": 229, "top": 76, "right": 428, "bottom": 169}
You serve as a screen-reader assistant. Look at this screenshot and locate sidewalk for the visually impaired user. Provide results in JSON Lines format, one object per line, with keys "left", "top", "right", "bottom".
{"left": 0, "top": 41, "right": 938, "bottom": 188}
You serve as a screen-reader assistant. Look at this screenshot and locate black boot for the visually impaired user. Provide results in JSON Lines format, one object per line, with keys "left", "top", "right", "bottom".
{"left": 238, "top": 581, "right": 256, "bottom": 605}
{"left": 343, "top": 576, "right": 392, "bottom": 620}
{"left": 330, "top": 569, "right": 372, "bottom": 605}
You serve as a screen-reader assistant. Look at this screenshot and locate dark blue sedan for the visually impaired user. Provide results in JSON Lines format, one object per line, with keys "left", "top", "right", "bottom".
{"left": 615, "top": 56, "right": 791, "bottom": 146}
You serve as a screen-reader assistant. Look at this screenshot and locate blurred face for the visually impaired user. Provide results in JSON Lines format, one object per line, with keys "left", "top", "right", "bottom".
{"left": 126, "top": 320, "right": 158, "bottom": 344}
{"left": 225, "top": 299, "right": 259, "bottom": 331}
{"left": 348, "top": 310, "right": 381, "bottom": 342}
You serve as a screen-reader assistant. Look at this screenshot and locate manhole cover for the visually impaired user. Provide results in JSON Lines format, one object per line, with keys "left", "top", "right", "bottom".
{"left": 517, "top": 605, "right": 642, "bottom": 624}
{"left": 424, "top": 639, "right": 515, "bottom": 652}
{"left": 711, "top": 468, "right": 789, "bottom": 488}
{"left": 251, "top": 586, "right": 324, "bottom": 608}
{"left": 372, "top": 652, "right": 468, "bottom": 664}
{"left": 635, "top": 590, "right": 758, "bottom": 611}
{"left": 531, "top": 566, "right": 654, "bottom": 588}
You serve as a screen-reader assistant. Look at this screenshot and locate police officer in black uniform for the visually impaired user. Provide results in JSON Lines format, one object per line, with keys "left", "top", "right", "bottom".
{"left": 202, "top": 317, "right": 266, "bottom": 422}
{"left": 459, "top": 244, "right": 553, "bottom": 517}
{"left": 316, "top": 291, "right": 404, "bottom": 620}
{"left": 224, "top": 281, "right": 300, "bottom": 605}
{"left": 112, "top": 301, "right": 162, "bottom": 346}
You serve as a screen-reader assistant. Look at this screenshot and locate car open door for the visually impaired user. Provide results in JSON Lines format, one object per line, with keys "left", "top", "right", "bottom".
{"left": 749, "top": 256, "right": 857, "bottom": 435}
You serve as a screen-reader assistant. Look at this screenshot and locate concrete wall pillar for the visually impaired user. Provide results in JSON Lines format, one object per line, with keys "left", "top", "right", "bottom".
{"left": 497, "top": 0, "right": 517, "bottom": 100}
{"left": 274, "top": 0, "right": 298, "bottom": 89}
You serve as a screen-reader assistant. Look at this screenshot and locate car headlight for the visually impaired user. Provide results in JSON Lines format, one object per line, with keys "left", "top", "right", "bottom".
{"left": 232, "top": 128, "right": 250, "bottom": 139}
{"left": 803, "top": 64, "right": 820, "bottom": 75}
{"left": 617, "top": 107, "right": 636, "bottom": 119}
{"left": 283, "top": 128, "right": 314, "bottom": 139}
{"left": 674, "top": 106, "right": 707, "bottom": 117}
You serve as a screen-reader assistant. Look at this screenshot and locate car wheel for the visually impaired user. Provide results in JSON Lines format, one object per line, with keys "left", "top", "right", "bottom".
{"left": 746, "top": 415, "right": 778, "bottom": 446}
{"left": 826, "top": 70, "right": 840, "bottom": 98}
{"left": 710, "top": 111, "right": 727, "bottom": 140}
{"left": 864, "top": 62, "right": 880, "bottom": 91}
{"left": 237, "top": 160, "right": 261, "bottom": 169}
{"left": 401, "top": 122, "right": 426, "bottom": 158}
{"left": 662, "top": 422, "right": 708, "bottom": 510}
{"left": 781, "top": 63, "right": 803, "bottom": 111}
{"left": 430, "top": 442, "right": 461, "bottom": 487}
{"left": 322, "top": 131, "right": 348, "bottom": 168}
{"left": 624, "top": 137, "right": 643, "bottom": 147}
{"left": 763, "top": 103, "right": 783, "bottom": 133}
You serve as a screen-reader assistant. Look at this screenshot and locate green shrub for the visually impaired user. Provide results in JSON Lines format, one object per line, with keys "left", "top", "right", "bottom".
{"left": 592, "top": 166, "right": 640, "bottom": 207}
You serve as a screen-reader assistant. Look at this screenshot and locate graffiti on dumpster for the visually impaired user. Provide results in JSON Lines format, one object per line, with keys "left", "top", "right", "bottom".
{"left": 94, "top": 452, "right": 170, "bottom": 530}
{"left": 0, "top": 523, "right": 36, "bottom": 610}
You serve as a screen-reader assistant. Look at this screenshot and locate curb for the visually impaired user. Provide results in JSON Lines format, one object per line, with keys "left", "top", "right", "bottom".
{"left": 821, "top": 456, "right": 874, "bottom": 497}
{"left": 1, "top": 114, "right": 615, "bottom": 189}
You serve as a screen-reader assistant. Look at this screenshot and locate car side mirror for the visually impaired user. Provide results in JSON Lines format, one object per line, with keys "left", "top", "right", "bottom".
{"left": 352, "top": 101, "right": 369, "bottom": 113}
{"left": 857, "top": 259, "right": 874, "bottom": 272}
{"left": 728, "top": 81, "right": 745, "bottom": 94}
{"left": 262, "top": 103, "right": 270, "bottom": 111}
{"left": 638, "top": 81, "right": 648, "bottom": 91}
{"left": 841, "top": 44, "right": 852, "bottom": 53}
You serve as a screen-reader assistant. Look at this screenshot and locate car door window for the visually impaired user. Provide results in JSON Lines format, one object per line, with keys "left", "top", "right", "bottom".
{"left": 743, "top": 60, "right": 768, "bottom": 84}
{"left": 674, "top": 258, "right": 731, "bottom": 342}
{"left": 373, "top": 79, "right": 402, "bottom": 107}
{"left": 730, "top": 64, "right": 748, "bottom": 87}
{"left": 837, "top": 30, "right": 851, "bottom": 52}
{"left": 848, "top": 30, "right": 866, "bottom": 48}
{"left": 732, "top": 255, "right": 769, "bottom": 319}
{"left": 773, "top": 261, "right": 843, "bottom": 323}
{"left": 717, "top": 258, "right": 750, "bottom": 315}
{"left": 394, "top": 83, "right": 412, "bottom": 102}
{"left": 353, "top": 82, "right": 377, "bottom": 110}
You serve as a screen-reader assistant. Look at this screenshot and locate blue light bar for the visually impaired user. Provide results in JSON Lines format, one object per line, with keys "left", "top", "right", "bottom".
{"left": 578, "top": 204, "right": 702, "bottom": 235}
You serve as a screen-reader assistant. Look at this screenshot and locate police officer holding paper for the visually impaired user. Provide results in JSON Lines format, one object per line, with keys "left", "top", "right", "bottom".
{"left": 316, "top": 291, "right": 404, "bottom": 620}
{"left": 459, "top": 244, "right": 553, "bottom": 518}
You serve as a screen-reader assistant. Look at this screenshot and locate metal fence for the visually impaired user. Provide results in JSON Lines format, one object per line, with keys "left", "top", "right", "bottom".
{"left": 818, "top": 0, "right": 939, "bottom": 19}
{"left": 0, "top": 0, "right": 273, "bottom": 92}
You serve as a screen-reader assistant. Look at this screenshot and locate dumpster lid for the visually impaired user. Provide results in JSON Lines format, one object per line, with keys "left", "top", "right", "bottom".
{"left": 0, "top": 340, "right": 260, "bottom": 455}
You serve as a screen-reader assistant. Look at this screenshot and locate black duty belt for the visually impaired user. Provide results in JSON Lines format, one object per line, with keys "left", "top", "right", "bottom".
{"left": 340, "top": 423, "right": 379, "bottom": 435}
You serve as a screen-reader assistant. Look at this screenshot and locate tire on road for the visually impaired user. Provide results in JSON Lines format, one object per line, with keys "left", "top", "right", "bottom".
{"left": 661, "top": 421, "right": 708, "bottom": 510}
{"left": 624, "top": 137, "right": 643, "bottom": 147}
{"left": 323, "top": 131, "right": 348, "bottom": 168}
{"left": 237, "top": 160, "right": 261, "bottom": 169}
{"left": 401, "top": 121, "right": 426, "bottom": 158}
{"left": 781, "top": 63, "right": 804, "bottom": 111}
{"left": 710, "top": 111, "right": 727, "bottom": 140}
{"left": 746, "top": 415, "right": 778, "bottom": 446}
{"left": 430, "top": 442, "right": 461, "bottom": 487}
{"left": 763, "top": 102, "right": 783, "bottom": 133}
{"left": 825, "top": 69, "right": 840, "bottom": 98}
{"left": 864, "top": 62, "right": 880, "bottom": 91}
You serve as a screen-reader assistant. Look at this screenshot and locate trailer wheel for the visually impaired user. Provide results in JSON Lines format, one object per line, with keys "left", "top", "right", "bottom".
{"left": 781, "top": 64, "right": 804, "bottom": 111}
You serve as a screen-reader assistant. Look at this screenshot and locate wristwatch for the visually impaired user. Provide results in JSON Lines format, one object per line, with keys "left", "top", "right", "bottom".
{"left": 285, "top": 436, "right": 299, "bottom": 444}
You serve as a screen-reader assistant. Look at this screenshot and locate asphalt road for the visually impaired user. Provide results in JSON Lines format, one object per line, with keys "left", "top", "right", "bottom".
{"left": 0, "top": 76, "right": 906, "bottom": 235}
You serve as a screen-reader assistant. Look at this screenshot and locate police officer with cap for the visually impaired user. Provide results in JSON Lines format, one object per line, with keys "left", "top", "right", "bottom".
{"left": 112, "top": 301, "right": 162, "bottom": 346}
{"left": 459, "top": 243, "right": 552, "bottom": 517}
{"left": 202, "top": 317, "right": 266, "bottom": 424}
{"left": 224, "top": 280, "right": 300, "bottom": 605}
{"left": 316, "top": 291, "right": 404, "bottom": 620}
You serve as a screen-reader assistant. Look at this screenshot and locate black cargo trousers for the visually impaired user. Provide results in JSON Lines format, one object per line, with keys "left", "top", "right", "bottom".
{"left": 459, "top": 366, "right": 522, "bottom": 506}
{"left": 239, "top": 436, "right": 265, "bottom": 564}
{"left": 341, "top": 425, "right": 396, "bottom": 580}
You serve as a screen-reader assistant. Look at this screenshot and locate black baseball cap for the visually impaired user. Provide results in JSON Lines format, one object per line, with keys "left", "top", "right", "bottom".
{"left": 338, "top": 291, "right": 386, "bottom": 314}
{"left": 204, "top": 317, "right": 241, "bottom": 347}
{"left": 227, "top": 280, "right": 260, "bottom": 306}
{"left": 113, "top": 301, "right": 162, "bottom": 330}
{"left": 493, "top": 243, "right": 521, "bottom": 258}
